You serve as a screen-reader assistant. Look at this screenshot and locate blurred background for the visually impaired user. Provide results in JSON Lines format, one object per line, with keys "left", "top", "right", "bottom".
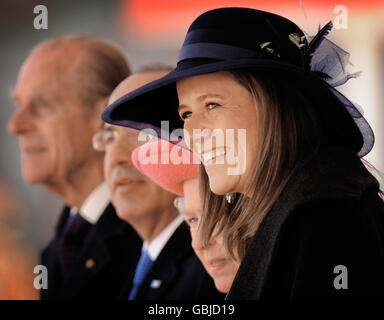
{"left": 0, "top": 0, "right": 383, "bottom": 298}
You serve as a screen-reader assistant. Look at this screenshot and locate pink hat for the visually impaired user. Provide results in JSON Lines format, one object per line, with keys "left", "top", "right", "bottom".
{"left": 131, "top": 140, "right": 199, "bottom": 196}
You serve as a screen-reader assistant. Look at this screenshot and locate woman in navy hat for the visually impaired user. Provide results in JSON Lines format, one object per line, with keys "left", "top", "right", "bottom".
{"left": 102, "top": 8, "right": 384, "bottom": 299}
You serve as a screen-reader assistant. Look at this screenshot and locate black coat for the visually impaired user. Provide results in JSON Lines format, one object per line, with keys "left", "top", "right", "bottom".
{"left": 41, "top": 203, "right": 142, "bottom": 299}
{"left": 121, "top": 222, "right": 225, "bottom": 300}
{"left": 227, "top": 147, "right": 384, "bottom": 299}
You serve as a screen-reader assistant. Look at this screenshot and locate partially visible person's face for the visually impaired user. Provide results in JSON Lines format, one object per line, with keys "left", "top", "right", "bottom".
{"left": 8, "top": 47, "right": 103, "bottom": 187}
{"left": 103, "top": 71, "right": 177, "bottom": 225}
{"left": 179, "top": 178, "right": 239, "bottom": 293}
{"left": 176, "top": 71, "right": 259, "bottom": 195}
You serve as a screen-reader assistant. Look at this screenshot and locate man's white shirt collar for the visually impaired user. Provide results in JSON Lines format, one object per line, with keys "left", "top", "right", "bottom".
{"left": 70, "top": 182, "right": 110, "bottom": 224}
{"left": 143, "top": 214, "right": 184, "bottom": 261}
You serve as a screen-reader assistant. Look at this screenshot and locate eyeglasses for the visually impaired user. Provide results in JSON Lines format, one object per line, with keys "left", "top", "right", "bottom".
{"left": 92, "top": 126, "right": 159, "bottom": 152}
{"left": 92, "top": 126, "right": 118, "bottom": 151}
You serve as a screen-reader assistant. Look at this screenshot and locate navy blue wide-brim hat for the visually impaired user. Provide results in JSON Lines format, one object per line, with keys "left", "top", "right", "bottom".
{"left": 102, "top": 7, "right": 374, "bottom": 157}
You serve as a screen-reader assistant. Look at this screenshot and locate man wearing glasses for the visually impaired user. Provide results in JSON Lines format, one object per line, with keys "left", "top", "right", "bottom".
{"left": 93, "top": 65, "right": 223, "bottom": 300}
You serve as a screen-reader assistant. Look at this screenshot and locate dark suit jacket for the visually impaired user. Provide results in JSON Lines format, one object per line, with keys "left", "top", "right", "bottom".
{"left": 227, "top": 147, "right": 384, "bottom": 299}
{"left": 121, "top": 222, "right": 225, "bottom": 300}
{"left": 41, "top": 203, "right": 142, "bottom": 299}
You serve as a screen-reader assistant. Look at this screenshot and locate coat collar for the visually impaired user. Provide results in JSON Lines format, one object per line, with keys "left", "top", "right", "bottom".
{"left": 133, "top": 222, "right": 193, "bottom": 299}
{"left": 278, "top": 147, "right": 378, "bottom": 208}
{"left": 52, "top": 203, "right": 141, "bottom": 298}
{"left": 227, "top": 147, "right": 380, "bottom": 299}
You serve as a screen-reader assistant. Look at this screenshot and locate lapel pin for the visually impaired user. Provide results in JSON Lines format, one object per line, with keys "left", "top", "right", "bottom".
{"left": 150, "top": 279, "right": 162, "bottom": 289}
{"left": 85, "top": 258, "right": 95, "bottom": 269}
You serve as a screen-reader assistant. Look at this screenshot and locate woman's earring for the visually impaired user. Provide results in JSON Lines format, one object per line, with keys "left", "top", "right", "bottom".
{"left": 225, "top": 193, "right": 236, "bottom": 204}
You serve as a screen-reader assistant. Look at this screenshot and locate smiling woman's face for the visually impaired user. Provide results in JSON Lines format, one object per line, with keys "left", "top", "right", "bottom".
{"left": 179, "top": 178, "right": 239, "bottom": 293}
{"left": 176, "top": 71, "right": 259, "bottom": 195}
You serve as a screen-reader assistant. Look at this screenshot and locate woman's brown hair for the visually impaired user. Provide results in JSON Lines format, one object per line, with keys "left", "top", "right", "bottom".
{"left": 197, "top": 68, "right": 354, "bottom": 260}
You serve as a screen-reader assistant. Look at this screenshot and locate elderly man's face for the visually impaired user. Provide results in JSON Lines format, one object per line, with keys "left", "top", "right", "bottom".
{"left": 103, "top": 125, "right": 176, "bottom": 223}
{"left": 8, "top": 48, "right": 101, "bottom": 187}
{"left": 101, "top": 71, "right": 176, "bottom": 226}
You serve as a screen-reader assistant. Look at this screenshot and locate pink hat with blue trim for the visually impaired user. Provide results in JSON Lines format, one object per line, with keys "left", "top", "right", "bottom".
{"left": 131, "top": 140, "right": 199, "bottom": 196}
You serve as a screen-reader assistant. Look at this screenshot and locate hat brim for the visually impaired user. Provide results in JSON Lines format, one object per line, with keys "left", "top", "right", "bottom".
{"left": 102, "top": 58, "right": 374, "bottom": 157}
{"left": 131, "top": 140, "right": 198, "bottom": 196}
